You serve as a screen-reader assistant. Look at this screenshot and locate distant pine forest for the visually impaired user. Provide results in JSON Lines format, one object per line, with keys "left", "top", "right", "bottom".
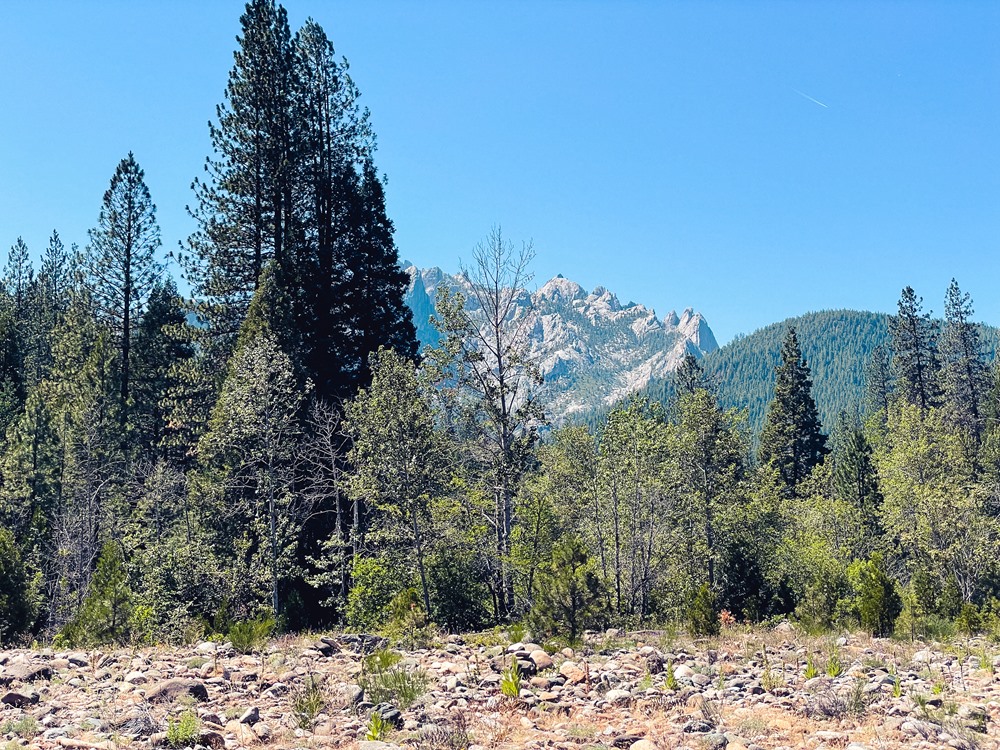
{"left": 2, "top": 0, "right": 1000, "bottom": 649}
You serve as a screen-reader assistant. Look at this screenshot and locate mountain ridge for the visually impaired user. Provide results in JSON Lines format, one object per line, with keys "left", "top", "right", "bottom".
{"left": 402, "top": 262, "right": 719, "bottom": 421}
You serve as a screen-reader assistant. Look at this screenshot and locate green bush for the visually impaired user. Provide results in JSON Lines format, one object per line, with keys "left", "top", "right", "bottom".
{"left": 358, "top": 648, "right": 428, "bottom": 709}
{"left": 528, "top": 535, "right": 605, "bottom": 645}
{"left": 848, "top": 553, "right": 901, "bottom": 637}
{"left": 166, "top": 711, "right": 200, "bottom": 748}
{"left": 688, "top": 583, "right": 721, "bottom": 636}
{"left": 227, "top": 616, "right": 275, "bottom": 654}
{"left": 61, "top": 541, "right": 136, "bottom": 646}
{"left": 347, "top": 556, "right": 408, "bottom": 631}
{"left": 956, "top": 603, "right": 982, "bottom": 636}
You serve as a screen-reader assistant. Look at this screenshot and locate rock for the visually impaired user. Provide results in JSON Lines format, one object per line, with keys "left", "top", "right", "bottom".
{"left": 239, "top": 707, "right": 259, "bottom": 724}
{"left": 683, "top": 720, "right": 714, "bottom": 733}
{"left": 605, "top": 688, "right": 632, "bottom": 704}
{"left": 529, "top": 650, "right": 553, "bottom": 671}
{"left": 145, "top": 678, "right": 209, "bottom": 702}
{"left": 358, "top": 742, "right": 402, "bottom": 750}
{"left": 372, "top": 702, "right": 403, "bottom": 728}
{"left": 123, "top": 670, "right": 147, "bottom": 684}
{"left": 197, "top": 729, "right": 226, "bottom": 749}
{"left": 0, "top": 662, "right": 53, "bottom": 685}
{"left": 251, "top": 722, "right": 271, "bottom": 741}
{"left": 630, "top": 741, "right": 659, "bottom": 750}
{"left": 1, "top": 690, "right": 40, "bottom": 707}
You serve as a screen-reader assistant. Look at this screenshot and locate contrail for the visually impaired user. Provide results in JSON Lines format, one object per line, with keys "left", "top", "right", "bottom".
{"left": 792, "top": 88, "right": 829, "bottom": 108}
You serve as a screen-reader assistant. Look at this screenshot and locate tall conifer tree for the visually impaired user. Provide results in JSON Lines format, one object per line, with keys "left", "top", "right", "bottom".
{"left": 940, "top": 279, "right": 989, "bottom": 443}
{"left": 758, "top": 327, "right": 827, "bottom": 495}
{"left": 890, "top": 286, "right": 941, "bottom": 412}
{"left": 86, "top": 154, "right": 162, "bottom": 424}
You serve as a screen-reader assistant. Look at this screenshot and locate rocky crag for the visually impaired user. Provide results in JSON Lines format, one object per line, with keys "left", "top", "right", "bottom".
{"left": 2, "top": 626, "right": 998, "bottom": 750}
{"left": 403, "top": 264, "right": 719, "bottom": 422}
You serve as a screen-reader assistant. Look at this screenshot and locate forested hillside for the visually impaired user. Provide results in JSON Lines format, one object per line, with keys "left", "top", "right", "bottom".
{"left": 625, "top": 309, "right": 999, "bottom": 436}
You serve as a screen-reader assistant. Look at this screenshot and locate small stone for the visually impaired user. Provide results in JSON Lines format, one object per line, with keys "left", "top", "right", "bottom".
{"left": 1, "top": 690, "right": 39, "bottom": 707}
{"left": 146, "top": 678, "right": 209, "bottom": 702}
{"left": 529, "top": 650, "right": 553, "bottom": 671}
{"left": 239, "top": 707, "right": 259, "bottom": 724}
{"left": 251, "top": 722, "right": 271, "bottom": 741}
{"left": 605, "top": 688, "right": 632, "bottom": 704}
{"left": 630, "top": 741, "right": 659, "bottom": 750}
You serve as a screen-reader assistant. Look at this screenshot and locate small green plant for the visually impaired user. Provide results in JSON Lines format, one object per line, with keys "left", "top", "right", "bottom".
{"left": 227, "top": 616, "right": 275, "bottom": 654}
{"left": 932, "top": 680, "right": 945, "bottom": 695}
{"left": 166, "top": 711, "right": 200, "bottom": 749}
{"left": 292, "top": 674, "right": 327, "bottom": 729}
{"left": 715, "top": 671, "right": 725, "bottom": 691}
{"left": 761, "top": 665, "right": 785, "bottom": 693}
{"left": 892, "top": 676, "right": 902, "bottom": 698}
{"left": 1, "top": 716, "right": 39, "bottom": 738}
{"left": 826, "top": 649, "right": 844, "bottom": 678}
{"left": 912, "top": 692, "right": 931, "bottom": 720}
{"left": 358, "top": 649, "right": 429, "bottom": 709}
{"left": 500, "top": 657, "right": 522, "bottom": 699}
{"left": 664, "top": 661, "right": 679, "bottom": 691}
{"left": 847, "top": 678, "right": 869, "bottom": 717}
{"left": 804, "top": 654, "right": 819, "bottom": 679}
{"left": 366, "top": 711, "right": 391, "bottom": 742}
{"left": 506, "top": 622, "right": 527, "bottom": 644}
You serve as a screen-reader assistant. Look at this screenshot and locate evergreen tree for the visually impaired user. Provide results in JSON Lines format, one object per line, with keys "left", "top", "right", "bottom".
{"left": 130, "top": 279, "right": 195, "bottom": 457}
{"left": 4, "top": 236, "right": 34, "bottom": 322}
{"left": 940, "top": 279, "right": 989, "bottom": 443}
{"left": 675, "top": 351, "right": 706, "bottom": 397}
{"left": 86, "top": 153, "right": 163, "bottom": 424}
{"left": 890, "top": 286, "right": 941, "bottom": 412}
{"left": 830, "top": 411, "right": 882, "bottom": 545}
{"left": 758, "top": 327, "right": 827, "bottom": 495}
{"left": 864, "top": 344, "right": 893, "bottom": 423}
{"left": 185, "top": 0, "right": 300, "bottom": 349}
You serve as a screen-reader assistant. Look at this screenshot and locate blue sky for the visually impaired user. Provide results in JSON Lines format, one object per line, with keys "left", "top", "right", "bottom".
{"left": 1, "top": 1, "right": 998, "bottom": 344}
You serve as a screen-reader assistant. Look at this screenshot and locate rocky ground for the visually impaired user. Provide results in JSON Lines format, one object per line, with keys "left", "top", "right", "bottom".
{"left": 2, "top": 624, "right": 1000, "bottom": 750}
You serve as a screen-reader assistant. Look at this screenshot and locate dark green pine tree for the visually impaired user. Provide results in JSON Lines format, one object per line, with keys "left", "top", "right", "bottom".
{"left": 830, "top": 411, "right": 882, "bottom": 545}
{"left": 330, "top": 158, "right": 416, "bottom": 399}
{"left": 184, "top": 0, "right": 300, "bottom": 352}
{"left": 4, "top": 237, "right": 34, "bottom": 323}
{"left": 939, "top": 279, "right": 989, "bottom": 443}
{"left": 675, "top": 351, "right": 707, "bottom": 397}
{"left": 130, "top": 279, "right": 195, "bottom": 458}
{"left": 864, "top": 344, "right": 893, "bottom": 423}
{"left": 86, "top": 153, "right": 163, "bottom": 426}
{"left": 24, "top": 231, "right": 73, "bottom": 390}
{"left": 889, "top": 286, "right": 941, "bottom": 412}
{"left": 758, "top": 327, "right": 827, "bottom": 495}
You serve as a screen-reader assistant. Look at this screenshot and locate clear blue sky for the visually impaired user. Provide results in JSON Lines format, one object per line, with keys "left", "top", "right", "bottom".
{"left": 2, "top": 1, "right": 998, "bottom": 344}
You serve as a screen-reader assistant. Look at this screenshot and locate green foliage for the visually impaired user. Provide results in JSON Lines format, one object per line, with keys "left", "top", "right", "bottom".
{"left": 758, "top": 327, "right": 828, "bottom": 495}
{"left": 227, "top": 616, "right": 275, "bottom": 654}
{"left": 1, "top": 715, "right": 39, "bottom": 738}
{"left": 61, "top": 541, "right": 137, "bottom": 646}
{"left": 529, "top": 535, "right": 605, "bottom": 645}
{"left": 500, "top": 657, "right": 522, "bottom": 699}
{"left": 346, "top": 556, "right": 409, "bottom": 632}
{"left": 358, "top": 649, "right": 429, "bottom": 709}
{"left": 366, "top": 711, "right": 392, "bottom": 742}
{"left": 826, "top": 649, "right": 844, "bottom": 678}
{"left": 804, "top": 654, "right": 819, "bottom": 679}
{"left": 166, "top": 711, "right": 200, "bottom": 749}
{"left": 0, "top": 527, "right": 36, "bottom": 645}
{"left": 956, "top": 603, "right": 982, "bottom": 636}
{"left": 291, "top": 674, "right": 327, "bottom": 729}
{"left": 688, "top": 583, "right": 721, "bottom": 636}
{"left": 848, "top": 553, "right": 902, "bottom": 637}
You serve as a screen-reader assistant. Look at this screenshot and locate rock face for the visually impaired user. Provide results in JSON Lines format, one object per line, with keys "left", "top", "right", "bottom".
{"left": 403, "top": 264, "right": 718, "bottom": 422}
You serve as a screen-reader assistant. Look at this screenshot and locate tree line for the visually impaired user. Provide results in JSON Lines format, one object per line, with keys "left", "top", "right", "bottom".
{"left": 2, "top": 0, "right": 999, "bottom": 647}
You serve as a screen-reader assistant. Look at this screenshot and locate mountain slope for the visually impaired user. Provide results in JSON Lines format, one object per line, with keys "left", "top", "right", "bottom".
{"left": 630, "top": 309, "right": 1000, "bottom": 436}
{"left": 402, "top": 263, "right": 719, "bottom": 421}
